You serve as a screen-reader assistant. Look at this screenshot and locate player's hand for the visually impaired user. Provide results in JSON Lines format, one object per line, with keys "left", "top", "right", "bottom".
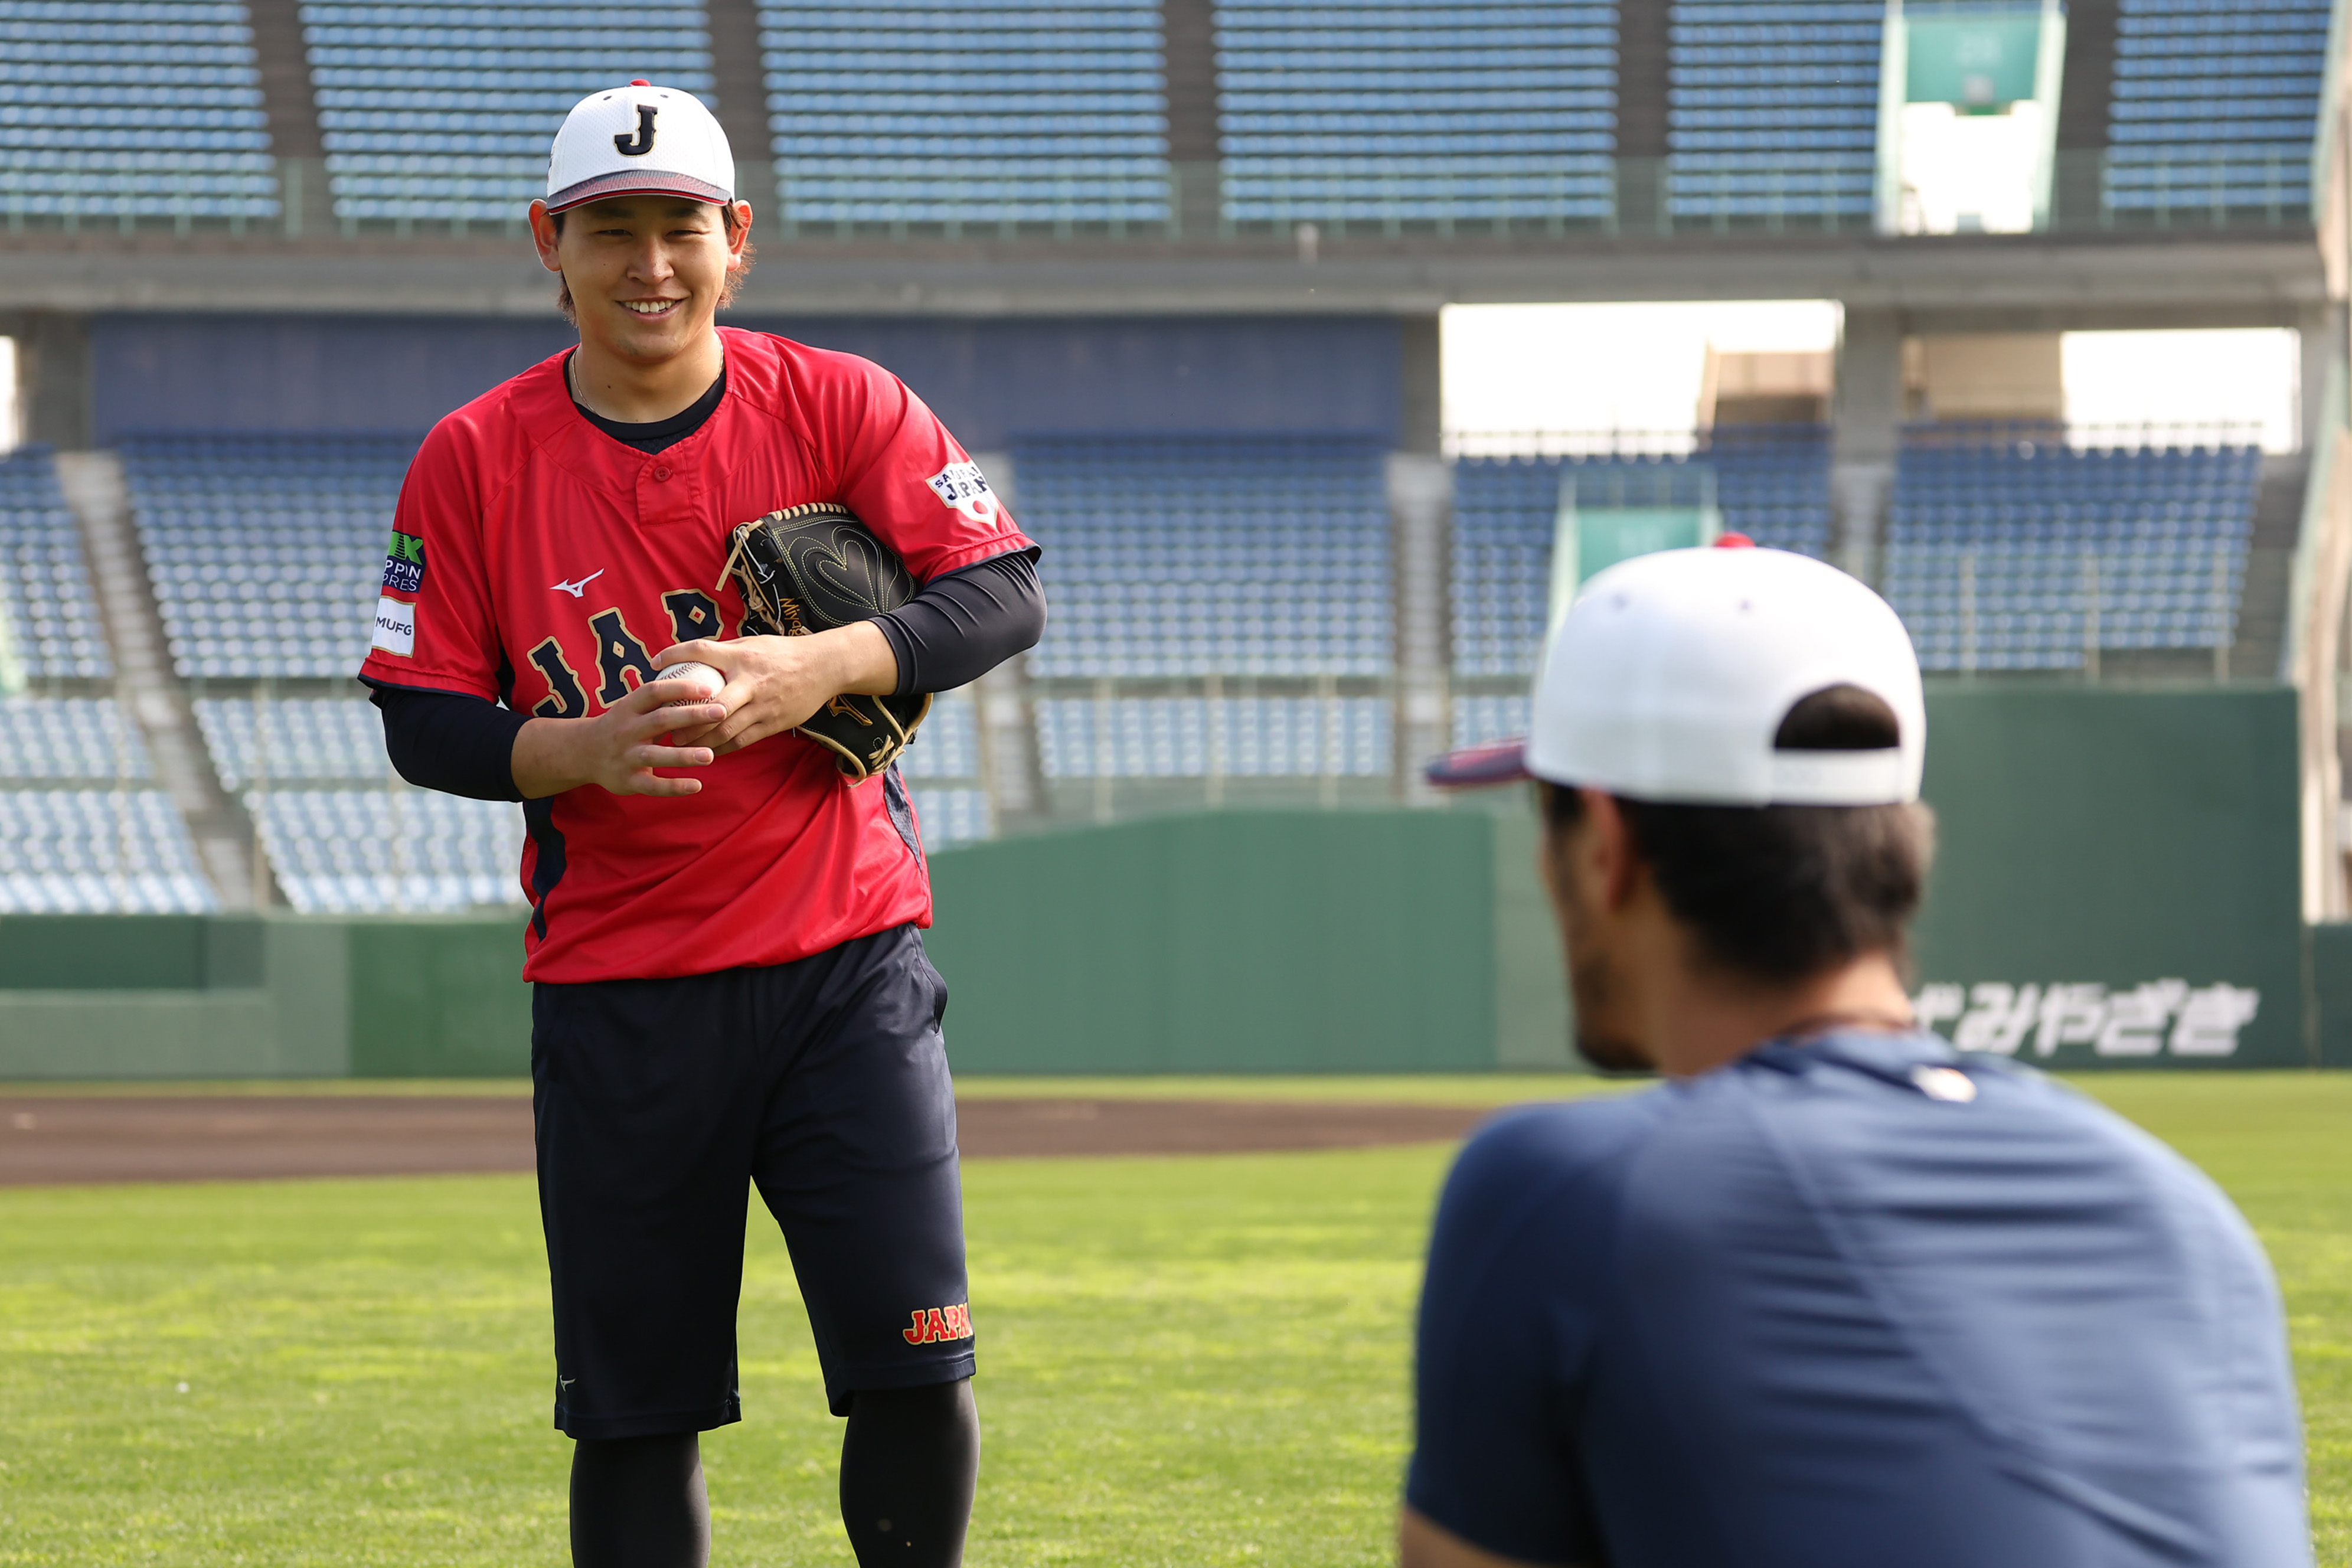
{"left": 511, "top": 672, "right": 728, "bottom": 799}
{"left": 656, "top": 625, "right": 900, "bottom": 757}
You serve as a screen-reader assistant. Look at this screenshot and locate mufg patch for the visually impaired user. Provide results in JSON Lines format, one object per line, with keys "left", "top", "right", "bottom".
{"left": 383, "top": 530, "right": 426, "bottom": 595}
{"left": 372, "top": 594, "right": 417, "bottom": 657}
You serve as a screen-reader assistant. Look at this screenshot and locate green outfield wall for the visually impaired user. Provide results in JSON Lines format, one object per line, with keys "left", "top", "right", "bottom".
{"left": 1908, "top": 684, "right": 2308, "bottom": 1068}
{"left": 0, "top": 685, "right": 2332, "bottom": 1077}
{"left": 0, "top": 812, "right": 1546, "bottom": 1079}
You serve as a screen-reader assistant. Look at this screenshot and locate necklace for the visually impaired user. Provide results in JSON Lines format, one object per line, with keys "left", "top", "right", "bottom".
{"left": 1775, "top": 1009, "right": 1916, "bottom": 1040}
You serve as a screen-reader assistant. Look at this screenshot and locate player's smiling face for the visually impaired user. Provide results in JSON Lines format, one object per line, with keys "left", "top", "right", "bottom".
{"left": 532, "top": 195, "right": 751, "bottom": 364}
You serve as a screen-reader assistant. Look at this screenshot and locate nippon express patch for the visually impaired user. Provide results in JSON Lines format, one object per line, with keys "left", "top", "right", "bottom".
{"left": 382, "top": 531, "right": 425, "bottom": 594}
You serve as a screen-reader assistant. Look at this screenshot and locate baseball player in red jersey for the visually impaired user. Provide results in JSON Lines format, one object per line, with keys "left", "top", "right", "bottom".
{"left": 360, "top": 83, "right": 1043, "bottom": 1568}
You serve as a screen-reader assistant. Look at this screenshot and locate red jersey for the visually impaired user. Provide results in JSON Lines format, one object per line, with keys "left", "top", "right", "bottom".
{"left": 359, "top": 327, "right": 1035, "bottom": 983}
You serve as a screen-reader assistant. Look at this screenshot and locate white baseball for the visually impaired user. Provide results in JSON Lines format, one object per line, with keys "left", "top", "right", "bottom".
{"left": 649, "top": 661, "right": 724, "bottom": 705}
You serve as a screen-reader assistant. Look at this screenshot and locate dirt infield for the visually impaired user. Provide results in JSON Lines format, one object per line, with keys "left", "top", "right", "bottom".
{"left": 0, "top": 1095, "right": 1494, "bottom": 1186}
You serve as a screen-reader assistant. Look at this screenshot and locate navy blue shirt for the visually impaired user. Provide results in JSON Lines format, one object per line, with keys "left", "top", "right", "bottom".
{"left": 1407, "top": 1031, "right": 2308, "bottom": 1568}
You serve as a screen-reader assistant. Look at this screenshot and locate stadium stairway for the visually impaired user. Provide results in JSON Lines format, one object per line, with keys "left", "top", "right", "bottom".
{"left": 50, "top": 452, "right": 268, "bottom": 909}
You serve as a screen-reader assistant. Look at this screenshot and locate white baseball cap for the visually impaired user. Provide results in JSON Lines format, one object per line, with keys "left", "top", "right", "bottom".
{"left": 1428, "top": 538, "right": 1925, "bottom": 805}
{"left": 544, "top": 80, "right": 734, "bottom": 214}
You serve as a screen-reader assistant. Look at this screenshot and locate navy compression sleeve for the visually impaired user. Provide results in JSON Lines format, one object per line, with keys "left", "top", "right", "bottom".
{"left": 874, "top": 548, "right": 1045, "bottom": 697}
{"left": 368, "top": 684, "right": 528, "bottom": 803}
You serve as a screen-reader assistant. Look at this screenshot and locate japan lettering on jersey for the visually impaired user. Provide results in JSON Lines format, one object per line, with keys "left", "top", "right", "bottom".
{"left": 358, "top": 328, "right": 1036, "bottom": 984}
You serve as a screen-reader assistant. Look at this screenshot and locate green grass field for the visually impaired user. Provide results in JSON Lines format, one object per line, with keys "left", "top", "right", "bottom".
{"left": 0, "top": 1072, "right": 2344, "bottom": 1566}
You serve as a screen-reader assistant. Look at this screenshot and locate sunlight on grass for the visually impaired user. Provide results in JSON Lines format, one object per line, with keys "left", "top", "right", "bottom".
{"left": 0, "top": 1073, "right": 2342, "bottom": 1564}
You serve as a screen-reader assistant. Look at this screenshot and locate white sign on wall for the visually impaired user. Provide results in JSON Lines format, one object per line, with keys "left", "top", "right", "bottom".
{"left": 1913, "top": 980, "right": 2260, "bottom": 1059}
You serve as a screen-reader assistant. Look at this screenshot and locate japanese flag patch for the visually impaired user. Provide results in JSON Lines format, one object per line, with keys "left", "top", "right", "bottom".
{"left": 926, "top": 461, "right": 1001, "bottom": 528}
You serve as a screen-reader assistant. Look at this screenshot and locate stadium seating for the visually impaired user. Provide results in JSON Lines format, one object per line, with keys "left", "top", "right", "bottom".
{"left": 1450, "top": 429, "right": 1832, "bottom": 677}
{"left": 300, "top": 0, "right": 714, "bottom": 224}
{"left": 191, "top": 696, "right": 389, "bottom": 790}
{"left": 0, "top": 446, "right": 113, "bottom": 680}
{"left": 120, "top": 435, "right": 411, "bottom": 680}
{"left": 762, "top": 0, "right": 1167, "bottom": 228}
{"left": 910, "top": 788, "right": 990, "bottom": 848}
{"left": 190, "top": 691, "right": 988, "bottom": 894}
{"left": 1017, "top": 435, "right": 1392, "bottom": 678}
{"left": 1451, "top": 692, "right": 1530, "bottom": 750}
{"left": 1036, "top": 694, "right": 1390, "bottom": 778}
{"left": 1668, "top": 0, "right": 1883, "bottom": 224}
{"left": 192, "top": 695, "right": 528, "bottom": 913}
{"left": 894, "top": 690, "right": 978, "bottom": 781}
{"left": 0, "top": 697, "right": 213, "bottom": 912}
{"left": 0, "top": 0, "right": 279, "bottom": 223}
{"left": 250, "top": 787, "right": 525, "bottom": 914}
{"left": 0, "top": 697, "right": 149, "bottom": 780}
{"left": 1214, "top": 0, "right": 1615, "bottom": 226}
{"left": 0, "top": 790, "right": 217, "bottom": 913}
{"left": 1880, "top": 429, "right": 2259, "bottom": 671}
{"left": 880, "top": 690, "right": 989, "bottom": 847}
{"left": 2106, "top": 0, "right": 2331, "bottom": 217}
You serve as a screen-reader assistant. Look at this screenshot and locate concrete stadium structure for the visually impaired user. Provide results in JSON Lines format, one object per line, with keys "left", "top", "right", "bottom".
{"left": 2, "top": 0, "right": 2351, "bottom": 937}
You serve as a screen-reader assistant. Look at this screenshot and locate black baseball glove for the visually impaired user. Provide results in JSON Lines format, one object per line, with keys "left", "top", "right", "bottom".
{"left": 715, "top": 502, "right": 933, "bottom": 782}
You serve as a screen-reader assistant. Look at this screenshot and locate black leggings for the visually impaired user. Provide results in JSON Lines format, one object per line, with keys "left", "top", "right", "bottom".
{"left": 569, "top": 1379, "right": 980, "bottom": 1568}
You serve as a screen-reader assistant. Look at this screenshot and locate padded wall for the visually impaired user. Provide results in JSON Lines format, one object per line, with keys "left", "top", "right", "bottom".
{"left": 0, "top": 686, "right": 2313, "bottom": 1077}
{"left": 923, "top": 811, "right": 1495, "bottom": 1073}
{"left": 1911, "top": 684, "right": 2305, "bottom": 1067}
{"left": 89, "top": 314, "right": 1403, "bottom": 448}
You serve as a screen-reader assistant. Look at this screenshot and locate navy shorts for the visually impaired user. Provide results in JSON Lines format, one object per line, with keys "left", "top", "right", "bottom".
{"left": 530, "top": 923, "right": 972, "bottom": 1439}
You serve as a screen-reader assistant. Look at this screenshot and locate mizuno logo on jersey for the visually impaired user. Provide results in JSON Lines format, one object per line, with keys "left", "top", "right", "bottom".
{"left": 552, "top": 570, "right": 606, "bottom": 597}
{"left": 902, "top": 1303, "right": 973, "bottom": 1345}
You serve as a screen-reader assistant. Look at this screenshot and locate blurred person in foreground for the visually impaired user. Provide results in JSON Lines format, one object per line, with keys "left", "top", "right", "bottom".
{"left": 1402, "top": 538, "right": 2309, "bottom": 1568}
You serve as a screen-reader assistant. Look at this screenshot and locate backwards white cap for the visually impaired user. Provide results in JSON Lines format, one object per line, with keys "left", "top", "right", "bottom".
{"left": 1428, "top": 539, "right": 1925, "bottom": 806}
{"left": 545, "top": 81, "right": 734, "bottom": 214}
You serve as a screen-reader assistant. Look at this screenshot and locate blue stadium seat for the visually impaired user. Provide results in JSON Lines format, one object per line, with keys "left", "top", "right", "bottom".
{"left": 910, "top": 786, "right": 990, "bottom": 847}
{"left": 190, "top": 694, "right": 525, "bottom": 912}
{"left": 763, "top": 0, "right": 1168, "bottom": 227}
{"left": 0, "top": 695, "right": 211, "bottom": 912}
{"left": 894, "top": 691, "right": 981, "bottom": 782}
{"left": 1452, "top": 692, "right": 1530, "bottom": 750}
{"left": 1216, "top": 0, "right": 1615, "bottom": 226}
{"left": 301, "top": 0, "right": 714, "bottom": 224}
{"left": 1035, "top": 694, "right": 1391, "bottom": 778}
{"left": 1668, "top": 1, "right": 1881, "bottom": 224}
{"left": 1450, "top": 427, "right": 1832, "bottom": 677}
{"left": 249, "top": 784, "right": 525, "bottom": 914}
{"left": 0, "top": 445, "right": 113, "bottom": 680}
{"left": 0, "top": 782, "right": 215, "bottom": 913}
{"left": 2106, "top": 0, "right": 2328, "bottom": 217}
{"left": 1016, "top": 435, "right": 1393, "bottom": 679}
{"left": 118, "top": 433, "right": 416, "bottom": 680}
{"left": 0, "top": 0, "right": 279, "bottom": 222}
{"left": 192, "top": 697, "right": 388, "bottom": 789}
{"left": 1880, "top": 427, "right": 2259, "bottom": 671}
{"left": 0, "top": 697, "right": 149, "bottom": 780}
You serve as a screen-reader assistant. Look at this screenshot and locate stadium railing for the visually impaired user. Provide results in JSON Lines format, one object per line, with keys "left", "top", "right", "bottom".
{"left": 0, "top": 151, "right": 2315, "bottom": 243}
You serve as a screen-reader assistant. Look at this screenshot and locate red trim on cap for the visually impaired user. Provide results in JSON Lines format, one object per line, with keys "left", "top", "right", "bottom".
{"left": 1714, "top": 532, "right": 1756, "bottom": 548}
{"left": 545, "top": 169, "right": 732, "bottom": 213}
{"left": 1425, "top": 739, "right": 1533, "bottom": 789}
{"left": 630, "top": 79, "right": 651, "bottom": 86}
